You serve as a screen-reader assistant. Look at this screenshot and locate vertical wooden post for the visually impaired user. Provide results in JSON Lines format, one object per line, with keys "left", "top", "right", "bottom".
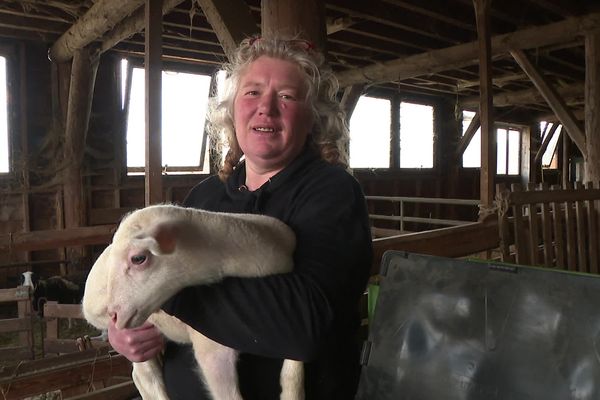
{"left": 562, "top": 133, "right": 570, "bottom": 188}
{"left": 145, "top": 0, "right": 163, "bottom": 206}
{"left": 63, "top": 48, "right": 98, "bottom": 264}
{"left": 473, "top": 0, "right": 495, "bottom": 215}
{"left": 261, "top": 0, "right": 326, "bottom": 47}
{"left": 18, "top": 44, "right": 31, "bottom": 265}
{"left": 585, "top": 32, "right": 600, "bottom": 184}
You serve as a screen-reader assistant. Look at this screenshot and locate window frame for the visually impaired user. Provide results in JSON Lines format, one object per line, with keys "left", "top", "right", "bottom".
{"left": 120, "top": 58, "right": 215, "bottom": 176}
{"left": 460, "top": 111, "right": 523, "bottom": 177}
{"left": 0, "top": 44, "right": 16, "bottom": 178}
{"left": 348, "top": 93, "right": 437, "bottom": 171}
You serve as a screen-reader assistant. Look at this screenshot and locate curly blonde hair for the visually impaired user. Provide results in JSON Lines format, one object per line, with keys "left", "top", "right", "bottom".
{"left": 207, "top": 37, "right": 349, "bottom": 181}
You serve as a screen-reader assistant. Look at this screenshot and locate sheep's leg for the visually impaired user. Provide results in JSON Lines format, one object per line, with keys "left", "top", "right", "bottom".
{"left": 189, "top": 329, "right": 242, "bottom": 400}
{"left": 132, "top": 358, "right": 170, "bottom": 400}
{"left": 280, "top": 359, "right": 304, "bottom": 400}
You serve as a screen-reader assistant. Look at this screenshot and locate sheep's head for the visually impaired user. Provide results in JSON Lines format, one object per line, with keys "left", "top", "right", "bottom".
{"left": 84, "top": 206, "right": 199, "bottom": 330}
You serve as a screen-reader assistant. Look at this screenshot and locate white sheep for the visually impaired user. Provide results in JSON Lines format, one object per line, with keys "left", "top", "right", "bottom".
{"left": 82, "top": 204, "right": 304, "bottom": 400}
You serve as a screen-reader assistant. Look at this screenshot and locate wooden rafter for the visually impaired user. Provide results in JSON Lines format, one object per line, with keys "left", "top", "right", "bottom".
{"left": 511, "top": 49, "right": 586, "bottom": 154}
{"left": 196, "top": 0, "right": 258, "bottom": 59}
{"left": 49, "top": 0, "right": 145, "bottom": 62}
{"left": 336, "top": 12, "right": 600, "bottom": 87}
{"left": 461, "top": 83, "right": 584, "bottom": 108}
{"left": 98, "top": 0, "right": 186, "bottom": 57}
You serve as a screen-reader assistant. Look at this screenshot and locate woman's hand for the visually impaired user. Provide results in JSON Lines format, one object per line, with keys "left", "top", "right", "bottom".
{"left": 108, "top": 320, "right": 164, "bottom": 362}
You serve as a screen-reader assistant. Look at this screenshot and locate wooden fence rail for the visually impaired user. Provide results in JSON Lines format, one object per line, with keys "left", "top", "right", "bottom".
{"left": 0, "top": 347, "right": 134, "bottom": 399}
{"left": 0, "top": 286, "right": 34, "bottom": 362}
{"left": 496, "top": 182, "right": 600, "bottom": 273}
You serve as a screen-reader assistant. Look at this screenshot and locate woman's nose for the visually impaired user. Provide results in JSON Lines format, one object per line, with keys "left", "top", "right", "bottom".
{"left": 258, "top": 92, "right": 279, "bottom": 116}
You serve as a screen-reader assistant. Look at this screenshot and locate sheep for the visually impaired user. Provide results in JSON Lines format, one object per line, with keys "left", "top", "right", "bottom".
{"left": 82, "top": 204, "right": 304, "bottom": 400}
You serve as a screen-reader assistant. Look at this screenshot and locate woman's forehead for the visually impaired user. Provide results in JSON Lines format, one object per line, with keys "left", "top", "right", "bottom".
{"left": 239, "top": 56, "right": 307, "bottom": 86}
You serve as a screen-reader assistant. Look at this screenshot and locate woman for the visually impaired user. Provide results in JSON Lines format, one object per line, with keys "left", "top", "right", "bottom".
{"left": 109, "top": 37, "right": 373, "bottom": 399}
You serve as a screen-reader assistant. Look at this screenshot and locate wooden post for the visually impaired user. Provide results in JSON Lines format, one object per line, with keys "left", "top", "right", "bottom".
{"left": 144, "top": 0, "right": 163, "bottom": 206}
{"left": 562, "top": 133, "right": 570, "bottom": 188}
{"left": 261, "top": 0, "right": 326, "bottom": 47}
{"left": 63, "top": 48, "right": 99, "bottom": 263}
{"left": 473, "top": 0, "right": 495, "bottom": 215}
{"left": 585, "top": 32, "right": 600, "bottom": 184}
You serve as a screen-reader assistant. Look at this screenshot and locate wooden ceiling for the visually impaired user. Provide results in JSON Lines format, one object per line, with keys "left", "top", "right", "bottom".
{"left": 0, "top": 0, "right": 597, "bottom": 121}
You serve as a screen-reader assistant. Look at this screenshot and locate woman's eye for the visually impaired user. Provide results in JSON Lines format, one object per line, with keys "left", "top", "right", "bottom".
{"left": 130, "top": 254, "right": 147, "bottom": 265}
{"left": 245, "top": 90, "right": 259, "bottom": 96}
{"left": 280, "top": 94, "right": 296, "bottom": 100}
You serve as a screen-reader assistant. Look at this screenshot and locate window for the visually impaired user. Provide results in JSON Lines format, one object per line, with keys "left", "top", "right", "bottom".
{"left": 400, "top": 102, "right": 433, "bottom": 168}
{"left": 462, "top": 111, "right": 521, "bottom": 175}
{"left": 540, "top": 121, "right": 561, "bottom": 169}
{"left": 349, "top": 96, "right": 391, "bottom": 168}
{"left": 0, "top": 56, "right": 8, "bottom": 174}
{"left": 462, "top": 110, "right": 481, "bottom": 168}
{"left": 122, "top": 60, "right": 212, "bottom": 174}
{"left": 496, "top": 127, "right": 520, "bottom": 175}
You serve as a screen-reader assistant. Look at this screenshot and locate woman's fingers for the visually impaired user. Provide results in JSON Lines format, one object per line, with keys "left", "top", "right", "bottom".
{"left": 108, "top": 320, "right": 164, "bottom": 362}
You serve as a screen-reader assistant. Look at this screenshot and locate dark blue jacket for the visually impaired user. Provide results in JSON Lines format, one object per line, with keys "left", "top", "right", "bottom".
{"left": 162, "top": 147, "right": 372, "bottom": 399}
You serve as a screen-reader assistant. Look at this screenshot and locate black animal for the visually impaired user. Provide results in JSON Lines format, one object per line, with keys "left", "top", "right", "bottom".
{"left": 20, "top": 271, "right": 85, "bottom": 316}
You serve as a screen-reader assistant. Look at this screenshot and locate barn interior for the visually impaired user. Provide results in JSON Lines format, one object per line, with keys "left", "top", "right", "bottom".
{"left": 0, "top": 0, "right": 599, "bottom": 398}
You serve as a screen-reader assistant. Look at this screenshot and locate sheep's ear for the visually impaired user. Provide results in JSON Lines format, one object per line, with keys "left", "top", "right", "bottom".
{"left": 134, "top": 221, "right": 178, "bottom": 255}
{"left": 152, "top": 222, "right": 177, "bottom": 254}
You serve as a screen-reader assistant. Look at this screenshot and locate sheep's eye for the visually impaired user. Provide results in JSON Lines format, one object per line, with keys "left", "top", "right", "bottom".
{"left": 130, "top": 254, "right": 147, "bottom": 265}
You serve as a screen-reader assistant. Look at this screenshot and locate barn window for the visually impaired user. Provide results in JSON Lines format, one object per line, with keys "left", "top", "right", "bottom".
{"left": 496, "top": 127, "right": 520, "bottom": 175}
{"left": 462, "top": 111, "right": 521, "bottom": 175}
{"left": 349, "top": 96, "right": 391, "bottom": 168}
{"left": 540, "top": 121, "right": 561, "bottom": 169}
{"left": 0, "top": 56, "right": 8, "bottom": 174}
{"left": 462, "top": 110, "right": 481, "bottom": 168}
{"left": 122, "top": 60, "right": 212, "bottom": 175}
{"left": 399, "top": 102, "right": 434, "bottom": 168}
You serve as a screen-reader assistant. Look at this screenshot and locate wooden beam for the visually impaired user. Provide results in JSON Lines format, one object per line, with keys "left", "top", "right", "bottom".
{"left": 454, "top": 112, "right": 480, "bottom": 159}
{"left": 585, "top": 32, "right": 600, "bottom": 183}
{"left": 326, "top": 16, "right": 356, "bottom": 35}
{"left": 336, "top": 12, "right": 600, "bottom": 87}
{"left": 0, "top": 225, "right": 116, "bottom": 253}
{"left": 474, "top": 0, "right": 495, "bottom": 210}
{"left": 196, "top": 0, "right": 259, "bottom": 59}
{"left": 63, "top": 48, "right": 98, "bottom": 223}
{"left": 457, "top": 72, "right": 527, "bottom": 89}
{"left": 461, "top": 83, "right": 584, "bottom": 108}
{"left": 98, "top": 0, "right": 186, "bottom": 56}
{"left": 261, "top": 0, "right": 326, "bottom": 47}
{"left": 511, "top": 49, "right": 586, "bottom": 154}
{"left": 49, "top": 0, "right": 145, "bottom": 62}
{"left": 340, "top": 84, "right": 365, "bottom": 122}
{"left": 62, "top": 47, "right": 99, "bottom": 260}
{"left": 145, "top": 0, "right": 163, "bottom": 206}
{"left": 371, "top": 219, "right": 499, "bottom": 275}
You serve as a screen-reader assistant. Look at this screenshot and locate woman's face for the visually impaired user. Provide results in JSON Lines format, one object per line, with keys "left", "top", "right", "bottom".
{"left": 233, "top": 56, "right": 313, "bottom": 173}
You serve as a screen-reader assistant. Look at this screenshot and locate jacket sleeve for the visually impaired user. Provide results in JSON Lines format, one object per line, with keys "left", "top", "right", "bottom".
{"left": 162, "top": 170, "right": 372, "bottom": 361}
